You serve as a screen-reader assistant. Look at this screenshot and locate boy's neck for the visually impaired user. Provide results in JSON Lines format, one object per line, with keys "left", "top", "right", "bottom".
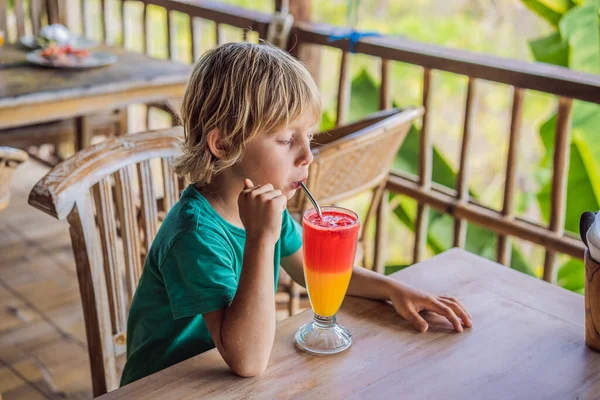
{"left": 196, "top": 174, "right": 245, "bottom": 229}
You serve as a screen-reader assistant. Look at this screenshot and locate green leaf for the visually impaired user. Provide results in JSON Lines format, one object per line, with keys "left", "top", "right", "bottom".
{"left": 320, "top": 110, "right": 336, "bottom": 131}
{"left": 385, "top": 264, "right": 410, "bottom": 275}
{"left": 392, "top": 196, "right": 447, "bottom": 254}
{"left": 522, "top": 0, "right": 570, "bottom": 27}
{"left": 557, "top": 258, "right": 585, "bottom": 291}
{"left": 559, "top": 1, "right": 600, "bottom": 74}
{"left": 393, "top": 125, "right": 458, "bottom": 189}
{"left": 529, "top": 32, "right": 569, "bottom": 66}
{"left": 348, "top": 68, "right": 381, "bottom": 122}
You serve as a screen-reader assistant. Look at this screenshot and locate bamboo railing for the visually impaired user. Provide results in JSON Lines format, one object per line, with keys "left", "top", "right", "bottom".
{"left": 290, "top": 20, "right": 600, "bottom": 282}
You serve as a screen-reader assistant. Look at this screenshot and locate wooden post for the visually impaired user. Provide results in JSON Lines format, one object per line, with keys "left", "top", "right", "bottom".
{"left": 413, "top": 68, "right": 433, "bottom": 263}
{"left": 496, "top": 87, "right": 524, "bottom": 267}
{"left": 543, "top": 97, "right": 573, "bottom": 282}
{"left": 454, "top": 77, "right": 477, "bottom": 248}
{"left": 281, "top": 0, "right": 321, "bottom": 87}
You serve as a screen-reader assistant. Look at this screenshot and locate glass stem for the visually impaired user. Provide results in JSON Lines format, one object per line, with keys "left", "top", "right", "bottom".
{"left": 313, "top": 313, "right": 336, "bottom": 328}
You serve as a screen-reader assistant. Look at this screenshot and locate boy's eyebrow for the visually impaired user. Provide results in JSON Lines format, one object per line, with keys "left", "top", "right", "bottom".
{"left": 293, "top": 126, "right": 317, "bottom": 137}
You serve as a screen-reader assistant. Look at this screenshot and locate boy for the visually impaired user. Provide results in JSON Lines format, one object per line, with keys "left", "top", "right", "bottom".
{"left": 120, "top": 42, "right": 471, "bottom": 386}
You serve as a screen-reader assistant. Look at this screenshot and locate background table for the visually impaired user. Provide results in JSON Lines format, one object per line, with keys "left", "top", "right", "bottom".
{"left": 0, "top": 45, "right": 190, "bottom": 131}
{"left": 100, "top": 248, "right": 599, "bottom": 399}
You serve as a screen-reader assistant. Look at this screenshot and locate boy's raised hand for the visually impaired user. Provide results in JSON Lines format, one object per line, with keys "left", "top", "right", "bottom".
{"left": 238, "top": 178, "right": 287, "bottom": 244}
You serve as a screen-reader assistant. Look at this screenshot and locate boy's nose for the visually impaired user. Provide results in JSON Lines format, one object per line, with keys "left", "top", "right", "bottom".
{"left": 297, "top": 143, "right": 313, "bottom": 166}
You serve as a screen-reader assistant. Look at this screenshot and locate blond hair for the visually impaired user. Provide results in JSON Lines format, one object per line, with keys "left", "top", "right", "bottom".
{"left": 174, "top": 42, "right": 322, "bottom": 185}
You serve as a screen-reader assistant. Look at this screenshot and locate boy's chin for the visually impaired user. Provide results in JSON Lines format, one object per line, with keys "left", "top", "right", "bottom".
{"left": 285, "top": 188, "right": 298, "bottom": 200}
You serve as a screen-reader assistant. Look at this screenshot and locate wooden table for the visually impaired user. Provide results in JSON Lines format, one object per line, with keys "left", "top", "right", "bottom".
{"left": 0, "top": 44, "right": 190, "bottom": 130}
{"left": 100, "top": 248, "right": 600, "bottom": 399}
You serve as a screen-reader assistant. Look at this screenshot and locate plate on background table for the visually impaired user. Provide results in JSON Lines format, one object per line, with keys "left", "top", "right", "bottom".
{"left": 26, "top": 47, "right": 117, "bottom": 69}
{"left": 20, "top": 35, "right": 97, "bottom": 50}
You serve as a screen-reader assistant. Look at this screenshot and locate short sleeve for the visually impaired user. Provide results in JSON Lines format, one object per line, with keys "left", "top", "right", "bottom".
{"left": 160, "top": 230, "right": 237, "bottom": 319}
{"left": 279, "top": 209, "right": 302, "bottom": 258}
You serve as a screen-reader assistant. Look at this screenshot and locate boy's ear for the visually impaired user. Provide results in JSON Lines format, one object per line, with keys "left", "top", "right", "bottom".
{"left": 206, "top": 128, "right": 227, "bottom": 159}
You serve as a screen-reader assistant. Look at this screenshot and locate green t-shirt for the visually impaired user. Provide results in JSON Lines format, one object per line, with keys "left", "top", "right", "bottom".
{"left": 120, "top": 184, "right": 302, "bottom": 386}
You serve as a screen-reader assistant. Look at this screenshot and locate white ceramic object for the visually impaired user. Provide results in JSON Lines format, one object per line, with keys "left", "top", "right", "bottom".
{"left": 20, "top": 24, "right": 96, "bottom": 50}
{"left": 586, "top": 212, "right": 600, "bottom": 262}
{"left": 39, "top": 24, "right": 72, "bottom": 44}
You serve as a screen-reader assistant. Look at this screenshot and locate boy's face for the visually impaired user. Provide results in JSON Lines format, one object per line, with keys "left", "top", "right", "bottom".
{"left": 234, "top": 111, "right": 316, "bottom": 200}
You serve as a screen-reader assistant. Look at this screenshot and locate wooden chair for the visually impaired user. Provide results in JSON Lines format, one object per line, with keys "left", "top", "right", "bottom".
{"left": 0, "top": 0, "right": 127, "bottom": 159}
{"left": 281, "top": 107, "right": 424, "bottom": 315}
{"left": 29, "top": 128, "right": 184, "bottom": 396}
{"left": 0, "top": 146, "right": 28, "bottom": 211}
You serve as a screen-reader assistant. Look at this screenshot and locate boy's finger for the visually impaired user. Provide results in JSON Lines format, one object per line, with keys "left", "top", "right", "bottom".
{"left": 440, "top": 296, "right": 471, "bottom": 318}
{"left": 259, "top": 190, "right": 283, "bottom": 201}
{"left": 439, "top": 297, "right": 472, "bottom": 328}
{"left": 440, "top": 296, "right": 472, "bottom": 323}
{"left": 433, "top": 301, "right": 463, "bottom": 332}
{"left": 276, "top": 193, "right": 288, "bottom": 211}
{"left": 244, "top": 178, "right": 254, "bottom": 189}
{"left": 406, "top": 309, "right": 428, "bottom": 332}
{"left": 249, "top": 183, "right": 274, "bottom": 196}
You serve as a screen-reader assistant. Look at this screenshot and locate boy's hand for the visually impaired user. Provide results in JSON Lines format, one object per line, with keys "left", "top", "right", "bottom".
{"left": 238, "top": 178, "right": 287, "bottom": 244}
{"left": 386, "top": 281, "right": 472, "bottom": 333}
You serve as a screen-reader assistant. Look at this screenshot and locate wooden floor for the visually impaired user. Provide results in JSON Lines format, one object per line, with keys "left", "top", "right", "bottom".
{"left": 0, "top": 158, "right": 307, "bottom": 399}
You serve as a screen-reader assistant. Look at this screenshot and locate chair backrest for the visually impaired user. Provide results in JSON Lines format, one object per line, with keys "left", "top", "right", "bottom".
{"left": 0, "top": 146, "right": 28, "bottom": 211}
{"left": 28, "top": 128, "right": 184, "bottom": 397}
{"left": 288, "top": 107, "right": 424, "bottom": 231}
{"left": 1, "top": 0, "right": 65, "bottom": 43}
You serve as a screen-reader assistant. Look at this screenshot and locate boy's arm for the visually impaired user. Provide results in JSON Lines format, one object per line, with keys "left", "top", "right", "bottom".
{"left": 281, "top": 249, "right": 472, "bottom": 333}
{"left": 280, "top": 247, "right": 305, "bottom": 287}
{"left": 203, "top": 238, "right": 276, "bottom": 377}
{"left": 203, "top": 179, "right": 286, "bottom": 377}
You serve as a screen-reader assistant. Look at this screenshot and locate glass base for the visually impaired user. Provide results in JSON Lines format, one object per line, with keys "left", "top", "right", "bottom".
{"left": 294, "top": 314, "right": 352, "bottom": 355}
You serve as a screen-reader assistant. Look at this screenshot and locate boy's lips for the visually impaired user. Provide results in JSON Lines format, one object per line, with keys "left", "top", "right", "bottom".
{"left": 291, "top": 177, "right": 307, "bottom": 189}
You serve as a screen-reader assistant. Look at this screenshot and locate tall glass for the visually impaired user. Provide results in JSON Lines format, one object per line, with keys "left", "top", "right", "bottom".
{"left": 294, "top": 206, "right": 360, "bottom": 355}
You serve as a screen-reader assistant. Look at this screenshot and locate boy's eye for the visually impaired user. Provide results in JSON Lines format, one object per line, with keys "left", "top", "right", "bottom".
{"left": 277, "top": 139, "right": 293, "bottom": 145}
